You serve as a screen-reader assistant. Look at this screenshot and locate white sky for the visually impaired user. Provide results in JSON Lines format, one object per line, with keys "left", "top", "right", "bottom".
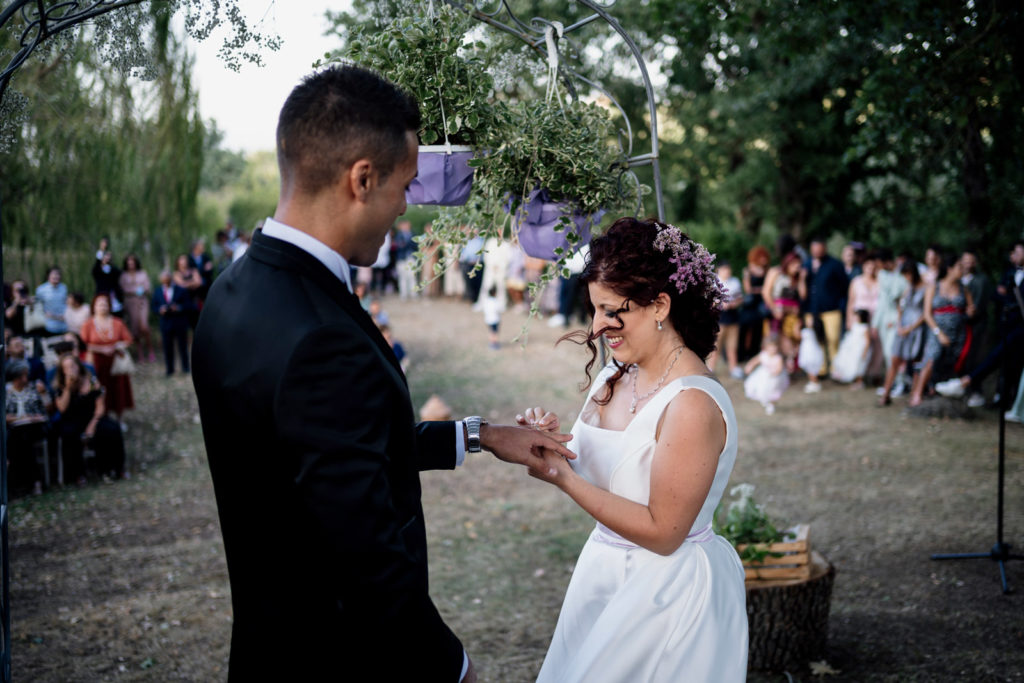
{"left": 189, "top": 1, "right": 351, "bottom": 153}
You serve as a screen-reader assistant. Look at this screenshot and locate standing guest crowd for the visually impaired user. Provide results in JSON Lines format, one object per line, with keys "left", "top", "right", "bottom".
{"left": 5, "top": 225, "right": 1022, "bottom": 495}
{"left": 722, "top": 235, "right": 1024, "bottom": 417}
{"left": 327, "top": 223, "right": 1024, "bottom": 424}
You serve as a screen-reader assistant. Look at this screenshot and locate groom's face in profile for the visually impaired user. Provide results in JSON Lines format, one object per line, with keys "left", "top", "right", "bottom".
{"left": 350, "top": 130, "right": 418, "bottom": 266}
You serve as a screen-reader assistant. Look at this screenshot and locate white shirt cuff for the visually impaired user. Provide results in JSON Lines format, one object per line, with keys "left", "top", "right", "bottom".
{"left": 460, "top": 650, "right": 469, "bottom": 681}
{"left": 454, "top": 421, "right": 466, "bottom": 467}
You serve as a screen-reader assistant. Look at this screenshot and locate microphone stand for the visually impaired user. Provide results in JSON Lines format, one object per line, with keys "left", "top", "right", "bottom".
{"left": 930, "top": 286, "right": 1023, "bottom": 593}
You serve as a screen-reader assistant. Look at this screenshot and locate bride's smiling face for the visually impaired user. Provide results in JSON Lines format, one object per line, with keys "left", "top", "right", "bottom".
{"left": 589, "top": 281, "right": 662, "bottom": 365}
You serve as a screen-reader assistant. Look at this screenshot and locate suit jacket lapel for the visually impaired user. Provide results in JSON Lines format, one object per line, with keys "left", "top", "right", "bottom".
{"left": 248, "top": 232, "right": 408, "bottom": 386}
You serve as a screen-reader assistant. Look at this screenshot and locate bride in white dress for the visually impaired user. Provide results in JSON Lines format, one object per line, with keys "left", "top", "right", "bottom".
{"left": 521, "top": 218, "right": 748, "bottom": 682}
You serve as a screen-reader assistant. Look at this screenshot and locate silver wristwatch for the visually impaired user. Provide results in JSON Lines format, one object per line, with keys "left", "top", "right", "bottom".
{"left": 464, "top": 416, "right": 487, "bottom": 453}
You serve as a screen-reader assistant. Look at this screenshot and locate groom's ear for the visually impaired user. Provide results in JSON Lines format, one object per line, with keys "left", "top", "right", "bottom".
{"left": 346, "top": 159, "right": 377, "bottom": 203}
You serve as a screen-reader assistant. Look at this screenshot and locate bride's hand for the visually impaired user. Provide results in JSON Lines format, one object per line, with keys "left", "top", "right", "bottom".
{"left": 528, "top": 448, "right": 573, "bottom": 487}
{"left": 515, "top": 406, "right": 560, "bottom": 432}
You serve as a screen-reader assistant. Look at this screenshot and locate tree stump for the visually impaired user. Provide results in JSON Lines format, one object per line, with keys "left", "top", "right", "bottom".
{"left": 746, "top": 550, "right": 836, "bottom": 672}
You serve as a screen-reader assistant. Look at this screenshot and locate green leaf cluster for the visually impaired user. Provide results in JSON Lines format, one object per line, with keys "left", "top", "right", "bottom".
{"left": 713, "top": 485, "right": 787, "bottom": 564}
{"left": 472, "top": 99, "right": 633, "bottom": 219}
{"left": 331, "top": 3, "right": 502, "bottom": 147}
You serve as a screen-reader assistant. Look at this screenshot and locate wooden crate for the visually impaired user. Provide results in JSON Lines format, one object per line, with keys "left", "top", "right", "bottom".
{"left": 738, "top": 524, "right": 810, "bottom": 581}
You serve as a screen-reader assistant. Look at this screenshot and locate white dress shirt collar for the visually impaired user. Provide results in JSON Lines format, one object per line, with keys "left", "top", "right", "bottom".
{"left": 260, "top": 217, "right": 353, "bottom": 292}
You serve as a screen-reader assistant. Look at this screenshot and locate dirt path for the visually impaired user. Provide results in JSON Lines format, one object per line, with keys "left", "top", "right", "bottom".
{"left": 10, "top": 296, "right": 1024, "bottom": 681}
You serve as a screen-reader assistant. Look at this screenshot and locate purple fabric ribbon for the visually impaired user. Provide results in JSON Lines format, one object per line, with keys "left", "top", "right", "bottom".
{"left": 593, "top": 523, "right": 715, "bottom": 550}
{"left": 511, "top": 188, "right": 605, "bottom": 261}
{"left": 405, "top": 148, "right": 475, "bottom": 206}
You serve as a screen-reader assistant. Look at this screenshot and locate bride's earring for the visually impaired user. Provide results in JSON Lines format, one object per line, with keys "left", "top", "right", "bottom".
{"left": 657, "top": 320, "right": 663, "bottom": 331}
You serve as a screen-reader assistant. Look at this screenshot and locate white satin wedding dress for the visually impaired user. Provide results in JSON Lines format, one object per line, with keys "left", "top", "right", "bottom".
{"left": 537, "top": 367, "right": 748, "bottom": 682}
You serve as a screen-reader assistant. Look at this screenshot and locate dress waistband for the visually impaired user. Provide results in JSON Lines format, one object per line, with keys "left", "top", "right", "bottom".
{"left": 593, "top": 522, "right": 715, "bottom": 550}
{"left": 933, "top": 305, "right": 964, "bottom": 315}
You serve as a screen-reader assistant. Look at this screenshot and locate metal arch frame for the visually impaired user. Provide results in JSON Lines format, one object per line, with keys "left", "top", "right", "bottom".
{"left": 0, "top": 3, "right": 665, "bottom": 681}
{"left": 448, "top": 0, "right": 666, "bottom": 221}
{"left": 0, "top": 0, "right": 147, "bottom": 102}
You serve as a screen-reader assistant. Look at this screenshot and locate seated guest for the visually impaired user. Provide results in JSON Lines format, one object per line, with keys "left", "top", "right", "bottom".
{"left": 52, "top": 353, "right": 126, "bottom": 483}
{"left": 151, "top": 270, "right": 193, "bottom": 376}
{"left": 64, "top": 332, "right": 90, "bottom": 364}
{"left": 5, "top": 335, "right": 45, "bottom": 385}
{"left": 5, "top": 359, "right": 50, "bottom": 495}
{"left": 64, "top": 292, "right": 91, "bottom": 334}
{"left": 44, "top": 335, "right": 95, "bottom": 390}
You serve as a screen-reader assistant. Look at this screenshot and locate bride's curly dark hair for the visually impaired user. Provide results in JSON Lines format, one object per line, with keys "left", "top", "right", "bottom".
{"left": 561, "top": 217, "right": 722, "bottom": 404}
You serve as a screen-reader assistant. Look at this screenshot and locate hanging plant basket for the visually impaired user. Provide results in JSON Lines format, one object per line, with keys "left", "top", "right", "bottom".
{"left": 510, "top": 188, "right": 605, "bottom": 261}
{"left": 406, "top": 145, "right": 476, "bottom": 206}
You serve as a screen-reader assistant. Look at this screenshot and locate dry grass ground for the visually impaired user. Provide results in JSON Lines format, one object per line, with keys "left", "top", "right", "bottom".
{"left": 10, "top": 296, "right": 1024, "bottom": 681}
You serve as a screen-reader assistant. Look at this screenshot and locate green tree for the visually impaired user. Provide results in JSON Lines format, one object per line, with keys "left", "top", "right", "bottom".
{"left": 1, "top": 6, "right": 207, "bottom": 290}
{"left": 844, "top": 0, "right": 1024, "bottom": 263}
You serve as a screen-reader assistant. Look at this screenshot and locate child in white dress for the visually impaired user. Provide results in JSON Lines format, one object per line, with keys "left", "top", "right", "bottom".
{"left": 797, "top": 324, "right": 825, "bottom": 393}
{"left": 831, "top": 309, "right": 872, "bottom": 386}
{"left": 744, "top": 336, "right": 790, "bottom": 414}
{"left": 481, "top": 284, "right": 504, "bottom": 350}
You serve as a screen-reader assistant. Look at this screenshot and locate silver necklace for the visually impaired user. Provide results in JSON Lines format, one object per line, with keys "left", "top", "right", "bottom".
{"left": 630, "top": 346, "right": 685, "bottom": 413}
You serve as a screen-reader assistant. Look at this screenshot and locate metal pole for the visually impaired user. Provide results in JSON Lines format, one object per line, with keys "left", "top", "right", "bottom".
{"left": 576, "top": 1, "right": 664, "bottom": 221}
{"left": 0, "top": 194, "right": 11, "bottom": 682}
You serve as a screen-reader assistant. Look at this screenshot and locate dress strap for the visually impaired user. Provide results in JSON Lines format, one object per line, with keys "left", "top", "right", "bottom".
{"left": 628, "top": 375, "right": 702, "bottom": 435}
{"left": 628, "top": 375, "right": 735, "bottom": 455}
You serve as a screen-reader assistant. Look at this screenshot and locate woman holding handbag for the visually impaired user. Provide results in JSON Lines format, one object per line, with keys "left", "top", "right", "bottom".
{"left": 53, "top": 353, "right": 127, "bottom": 482}
{"left": 80, "top": 293, "right": 134, "bottom": 427}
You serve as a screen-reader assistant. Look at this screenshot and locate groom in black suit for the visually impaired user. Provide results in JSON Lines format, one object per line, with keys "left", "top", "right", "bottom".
{"left": 192, "top": 66, "right": 573, "bottom": 682}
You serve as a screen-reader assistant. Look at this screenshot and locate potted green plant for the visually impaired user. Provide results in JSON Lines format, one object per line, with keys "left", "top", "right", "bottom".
{"left": 331, "top": 3, "right": 504, "bottom": 205}
{"left": 714, "top": 483, "right": 811, "bottom": 580}
{"left": 470, "top": 98, "right": 635, "bottom": 261}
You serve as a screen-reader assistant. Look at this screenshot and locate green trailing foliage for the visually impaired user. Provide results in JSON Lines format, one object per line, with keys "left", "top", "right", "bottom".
{"left": 330, "top": 2, "right": 504, "bottom": 147}
{"left": 471, "top": 99, "right": 633, "bottom": 220}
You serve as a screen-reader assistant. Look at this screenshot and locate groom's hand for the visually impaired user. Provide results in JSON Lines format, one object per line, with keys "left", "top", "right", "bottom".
{"left": 479, "top": 424, "right": 575, "bottom": 474}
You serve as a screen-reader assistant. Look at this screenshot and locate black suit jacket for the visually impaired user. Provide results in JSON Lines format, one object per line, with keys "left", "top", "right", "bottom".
{"left": 996, "top": 267, "right": 1024, "bottom": 329}
{"left": 192, "top": 231, "right": 463, "bottom": 681}
{"left": 151, "top": 283, "right": 193, "bottom": 333}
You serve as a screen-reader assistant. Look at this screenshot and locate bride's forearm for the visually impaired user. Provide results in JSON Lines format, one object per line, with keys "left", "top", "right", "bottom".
{"left": 560, "top": 473, "right": 692, "bottom": 556}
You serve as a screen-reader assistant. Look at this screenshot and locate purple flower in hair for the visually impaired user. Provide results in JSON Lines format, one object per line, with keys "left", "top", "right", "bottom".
{"left": 653, "top": 224, "right": 729, "bottom": 310}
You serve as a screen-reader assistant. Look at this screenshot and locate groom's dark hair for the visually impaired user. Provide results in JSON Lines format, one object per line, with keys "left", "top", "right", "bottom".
{"left": 276, "top": 65, "right": 420, "bottom": 195}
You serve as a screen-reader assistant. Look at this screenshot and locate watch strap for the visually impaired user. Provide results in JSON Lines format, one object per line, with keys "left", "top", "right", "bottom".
{"left": 464, "top": 416, "right": 488, "bottom": 453}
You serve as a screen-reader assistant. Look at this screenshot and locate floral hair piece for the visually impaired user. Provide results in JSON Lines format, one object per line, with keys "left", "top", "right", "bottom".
{"left": 653, "top": 223, "right": 729, "bottom": 311}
